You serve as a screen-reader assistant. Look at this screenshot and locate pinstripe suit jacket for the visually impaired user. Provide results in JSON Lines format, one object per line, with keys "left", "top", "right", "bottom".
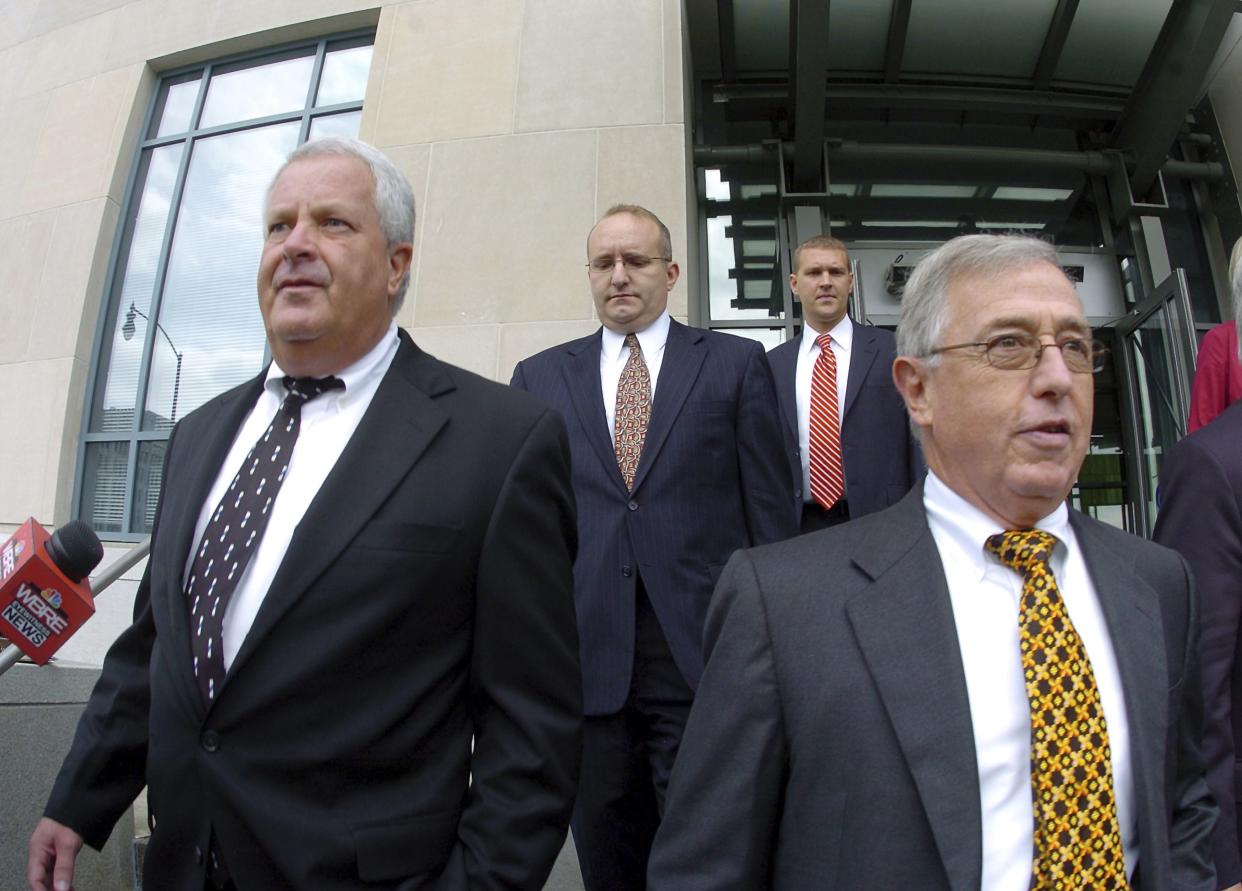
{"left": 511, "top": 319, "right": 796, "bottom": 714}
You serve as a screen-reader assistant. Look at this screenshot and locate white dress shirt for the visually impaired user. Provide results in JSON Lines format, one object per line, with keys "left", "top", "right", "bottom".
{"left": 923, "top": 470, "right": 1136, "bottom": 889}
{"left": 794, "top": 316, "right": 852, "bottom": 503}
{"left": 601, "top": 311, "right": 671, "bottom": 444}
{"left": 182, "top": 321, "right": 400, "bottom": 670}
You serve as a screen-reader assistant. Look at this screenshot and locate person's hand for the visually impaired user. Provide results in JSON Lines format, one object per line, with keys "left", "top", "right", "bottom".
{"left": 27, "top": 817, "right": 83, "bottom": 891}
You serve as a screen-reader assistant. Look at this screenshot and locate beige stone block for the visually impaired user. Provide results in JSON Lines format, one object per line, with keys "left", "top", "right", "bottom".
{"left": 0, "top": 93, "right": 49, "bottom": 223}
{"left": 208, "top": 0, "right": 376, "bottom": 41}
{"left": 103, "top": 0, "right": 218, "bottom": 71}
{"left": 499, "top": 319, "right": 600, "bottom": 378}
{"left": 370, "top": 0, "right": 523, "bottom": 146}
{"left": 0, "top": 357, "right": 82, "bottom": 523}
{"left": 595, "top": 124, "right": 690, "bottom": 317}
{"left": 24, "top": 0, "right": 133, "bottom": 44}
{"left": 26, "top": 199, "right": 121, "bottom": 363}
{"left": 18, "top": 8, "right": 120, "bottom": 96}
{"left": 0, "top": 3, "right": 38, "bottom": 51}
{"left": 48, "top": 358, "right": 91, "bottom": 524}
{"left": 515, "top": 0, "right": 663, "bottom": 132}
{"left": 19, "top": 65, "right": 144, "bottom": 217}
{"left": 406, "top": 323, "right": 500, "bottom": 381}
{"left": 416, "top": 130, "right": 598, "bottom": 326}
{"left": 663, "top": 0, "right": 685, "bottom": 125}
{"left": 377, "top": 142, "right": 432, "bottom": 328}
{"left": 0, "top": 211, "right": 56, "bottom": 363}
{"left": 356, "top": 4, "right": 397, "bottom": 142}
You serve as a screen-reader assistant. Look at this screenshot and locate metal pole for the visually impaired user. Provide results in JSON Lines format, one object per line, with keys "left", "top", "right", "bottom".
{"left": 0, "top": 537, "right": 152, "bottom": 677}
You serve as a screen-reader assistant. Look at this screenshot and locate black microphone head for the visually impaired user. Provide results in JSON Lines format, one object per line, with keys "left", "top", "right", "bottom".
{"left": 45, "top": 521, "right": 105, "bottom": 583}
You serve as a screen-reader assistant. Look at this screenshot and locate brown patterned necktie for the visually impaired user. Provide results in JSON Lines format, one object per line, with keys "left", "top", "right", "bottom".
{"left": 614, "top": 333, "right": 651, "bottom": 491}
{"left": 986, "top": 529, "right": 1127, "bottom": 890}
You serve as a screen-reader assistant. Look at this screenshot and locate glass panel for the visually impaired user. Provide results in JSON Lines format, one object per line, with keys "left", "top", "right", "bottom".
{"left": 153, "top": 75, "right": 202, "bottom": 138}
{"left": 707, "top": 214, "right": 785, "bottom": 322}
{"left": 904, "top": 0, "right": 1056, "bottom": 77}
{"left": 1125, "top": 310, "right": 1186, "bottom": 523}
{"left": 131, "top": 441, "right": 167, "bottom": 534}
{"left": 732, "top": 0, "right": 790, "bottom": 71}
{"left": 871, "top": 184, "right": 976, "bottom": 198}
{"left": 143, "top": 123, "right": 299, "bottom": 429}
{"left": 713, "top": 327, "right": 786, "bottom": 350}
{"left": 1057, "top": 0, "right": 1173, "bottom": 87}
{"left": 81, "top": 442, "right": 129, "bottom": 534}
{"left": 316, "top": 44, "right": 373, "bottom": 106}
{"left": 824, "top": 0, "right": 891, "bottom": 73}
{"left": 308, "top": 110, "right": 363, "bottom": 141}
{"left": 992, "top": 187, "right": 1075, "bottom": 202}
{"left": 92, "top": 143, "right": 185, "bottom": 432}
{"left": 200, "top": 53, "right": 315, "bottom": 128}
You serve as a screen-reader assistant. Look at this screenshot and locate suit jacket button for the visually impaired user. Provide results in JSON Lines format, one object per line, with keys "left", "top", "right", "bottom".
{"left": 622, "top": 565, "right": 633, "bottom": 577}
{"left": 627, "top": 500, "right": 638, "bottom": 511}
{"left": 201, "top": 730, "right": 221, "bottom": 753}
{"left": 194, "top": 845, "right": 204, "bottom": 865}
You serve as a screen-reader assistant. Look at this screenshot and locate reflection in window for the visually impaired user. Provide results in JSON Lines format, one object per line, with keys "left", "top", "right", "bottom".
{"left": 79, "top": 34, "right": 373, "bottom": 536}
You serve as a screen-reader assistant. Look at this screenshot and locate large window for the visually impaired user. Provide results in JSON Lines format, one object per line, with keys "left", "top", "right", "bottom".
{"left": 77, "top": 33, "right": 374, "bottom": 537}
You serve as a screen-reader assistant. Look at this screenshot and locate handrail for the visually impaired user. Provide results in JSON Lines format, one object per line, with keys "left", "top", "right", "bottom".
{"left": 0, "top": 537, "right": 152, "bottom": 676}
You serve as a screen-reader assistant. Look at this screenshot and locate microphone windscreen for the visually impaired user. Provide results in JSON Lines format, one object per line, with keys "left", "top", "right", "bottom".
{"left": 46, "top": 521, "right": 105, "bottom": 583}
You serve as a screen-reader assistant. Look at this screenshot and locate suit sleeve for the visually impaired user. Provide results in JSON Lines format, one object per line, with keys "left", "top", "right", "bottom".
{"left": 737, "top": 344, "right": 799, "bottom": 546}
{"left": 1155, "top": 436, "right": 1242, "bottom": 886}
{"left": 648, "top": 550, "right": 786, "bottom": 889}
{"left": 41, "top": 424, "right": 181, "bottom": 849}
{"left": 439, "top": 406, "right": 582, "bottom": 891}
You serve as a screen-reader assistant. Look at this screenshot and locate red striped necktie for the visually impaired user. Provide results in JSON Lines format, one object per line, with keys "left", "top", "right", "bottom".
{"left": 809, "top": 333, "right": 844, "bottom": 510}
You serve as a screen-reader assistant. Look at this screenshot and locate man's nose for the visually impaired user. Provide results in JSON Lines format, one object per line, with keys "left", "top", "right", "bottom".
{"left": 1031, "top": 341, "right": 1074, "bottom": 395}
{"left": 609, "top": 258, "right": 631, "bottom": 286}
{"left": 282, "top": 218, "right": 317, "bottom": 259}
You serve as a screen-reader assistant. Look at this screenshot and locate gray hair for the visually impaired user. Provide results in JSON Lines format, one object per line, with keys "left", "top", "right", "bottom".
{"left": 896, "top": 234, "right": 1066, "bottom": 364}
{"left": 265, "top": 136, "right": 417, "bottom": 312}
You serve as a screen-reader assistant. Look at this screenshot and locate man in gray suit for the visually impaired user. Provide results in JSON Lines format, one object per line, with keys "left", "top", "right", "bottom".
{"left": 648, "top": 233, "right": 1216, "bottom": 890}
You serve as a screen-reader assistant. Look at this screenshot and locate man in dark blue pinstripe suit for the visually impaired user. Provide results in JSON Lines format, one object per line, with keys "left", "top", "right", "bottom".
{"left": 511, "top": 205, "right": 796, "bottom": 891}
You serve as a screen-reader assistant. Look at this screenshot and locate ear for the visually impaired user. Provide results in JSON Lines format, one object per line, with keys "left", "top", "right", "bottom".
{"left": 665, "top": 260, "right": 681, "bottom": 291}
{"left": 893, "top": 355, "right": 933, "bottom": 430}
{"left": 387, "top": 242, "right": 414, "bottom": 300}
{"left": 788, "top": 272, "right": 798, "bottom": 295}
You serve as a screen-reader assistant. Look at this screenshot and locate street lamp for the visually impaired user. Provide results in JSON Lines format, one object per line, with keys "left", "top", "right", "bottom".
{"left": 122, "top": 302, "right": 183, "bottom": 425}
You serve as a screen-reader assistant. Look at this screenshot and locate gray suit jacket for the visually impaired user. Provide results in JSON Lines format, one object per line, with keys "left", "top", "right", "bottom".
{"left": 649, "top": 484, "right": 1216, "bottom": 890}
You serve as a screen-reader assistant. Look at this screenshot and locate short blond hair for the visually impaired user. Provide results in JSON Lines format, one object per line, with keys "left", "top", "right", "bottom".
{"left": 792, "top": 234, "right": 850, "bottom": 271}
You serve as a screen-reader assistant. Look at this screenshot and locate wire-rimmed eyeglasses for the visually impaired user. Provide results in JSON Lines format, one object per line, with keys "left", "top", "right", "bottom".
{"left": 928, "top": 333, "right": 1108, "bottom": 374}
{"left": 586, "top": 253, "right": 672, "bottom": 274}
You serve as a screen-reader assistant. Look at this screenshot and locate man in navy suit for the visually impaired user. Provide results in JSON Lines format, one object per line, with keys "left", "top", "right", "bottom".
{"left": 767, "top": 235, "right": 922, "bottom": 532}
{"left": 511, "top": 204, "right": 795, "bottom": 891}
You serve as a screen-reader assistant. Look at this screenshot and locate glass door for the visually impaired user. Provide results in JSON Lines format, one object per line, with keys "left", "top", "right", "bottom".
{"left": 1109, "top": 269, "right": 1198, "bottom": 536}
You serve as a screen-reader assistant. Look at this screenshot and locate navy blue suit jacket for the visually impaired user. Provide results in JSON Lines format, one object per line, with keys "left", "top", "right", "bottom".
{"left": 512, "top": 320, "right": 796, "bottom": 715}
{"left": 767, "top": 324, "right": 922, "bottom": 520}
{"left": 1154, "top": 398, "right": 1242, "bottom": 886}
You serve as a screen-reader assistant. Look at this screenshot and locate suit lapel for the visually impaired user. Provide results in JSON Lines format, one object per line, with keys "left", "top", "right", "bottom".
{"left": 768, "top": 338, "right": 799, "bottom": 441}
{"left": 631, "top": 320, "right": 707, "bottom": 494}
{"left": 562, "top": 331, "right": 628, "bottom": 494}
{"left": 1069, "top": 513, "right": 1167, "bottom": 853}
{"left": 842, "top": 325, "right": 879, "bottom": 420}
{"left": 219, "top": 334, "right": 451, "bottom": 692}
{"left": 845, "top": 489, "right": 983, "bottom": 891}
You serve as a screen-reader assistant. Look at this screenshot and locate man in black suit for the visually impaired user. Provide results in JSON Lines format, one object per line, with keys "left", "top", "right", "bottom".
{"left": 649, "top": 233, "right": 1215, "bottom": 890}
{"left": 511, "top": 204, "right": 795, "bottom": 891}
{"left": 766, "top": 235, "right": 922, "bottom": 531}
{"left": 1155, "top": 396, "right": 1242, "bottom": 891}
{"left": 28, "top": 137, "right": 581, "bottom": 891}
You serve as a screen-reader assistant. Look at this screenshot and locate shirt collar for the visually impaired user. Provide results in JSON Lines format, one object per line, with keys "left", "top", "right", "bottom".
{"left": 601, "top": 310, "right": 672, "bottom": 363}
{"left": 264, "top": 320, "right": 400, "bottom": 405}
{"left": 923, "top": 469, "right": 1071, "bottom": 579}
{"left": 800, "top": 314, "right": 853, "bottom": 357}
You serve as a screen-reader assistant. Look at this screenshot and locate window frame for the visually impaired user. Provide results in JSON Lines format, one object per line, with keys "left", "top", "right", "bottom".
{"left": 74, "top": 29, "right": 375, "bottom": 541}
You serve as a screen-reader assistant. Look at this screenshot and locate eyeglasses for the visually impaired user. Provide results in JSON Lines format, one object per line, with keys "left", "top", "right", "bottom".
{"left": 586, "top": 253, "right": 672, "bottom": 274}
{"left": 929, "top": 333, "right": 1108, "bottom": 374}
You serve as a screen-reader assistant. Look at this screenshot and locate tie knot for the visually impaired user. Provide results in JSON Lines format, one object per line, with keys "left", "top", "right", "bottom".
{"left": 985, "top": 529, "right": 1058, "bottom": 573}
{"left": 283, "top": 375, "right": 344, "bottom": 403}
{"left": 816, "top": 333, "right": 833, "bottom": 352}
{"left": 624, "top": 333, "right": 643, "bottom": 357}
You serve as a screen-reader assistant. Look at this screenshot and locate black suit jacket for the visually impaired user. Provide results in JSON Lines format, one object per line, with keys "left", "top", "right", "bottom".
{"left": 650, "top": 484, "right": 1216, "bottom": 890}
{"left": 45, "top": 332, "right": 582, "bottom": 890}
{"left": 1154, "top": 398, "right": 1242, "bottom": 886}
{"left": 767, "top": 324, "right": 923, "bottom": 519}
{"left": 511, "top": 320, "right": 796, "bottom": 715}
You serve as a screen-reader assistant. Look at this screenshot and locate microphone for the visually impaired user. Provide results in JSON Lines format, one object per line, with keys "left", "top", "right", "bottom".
{"left": 0, "top": 518, "right": 104, "bottom": 666}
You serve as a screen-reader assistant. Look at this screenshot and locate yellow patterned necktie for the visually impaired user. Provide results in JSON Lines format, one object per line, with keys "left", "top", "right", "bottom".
{"left": 985, "top": 529, "right": 1127, "bottom": 890}
{"left": 614, "top": 333, "right": 651, "bottom": 491}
